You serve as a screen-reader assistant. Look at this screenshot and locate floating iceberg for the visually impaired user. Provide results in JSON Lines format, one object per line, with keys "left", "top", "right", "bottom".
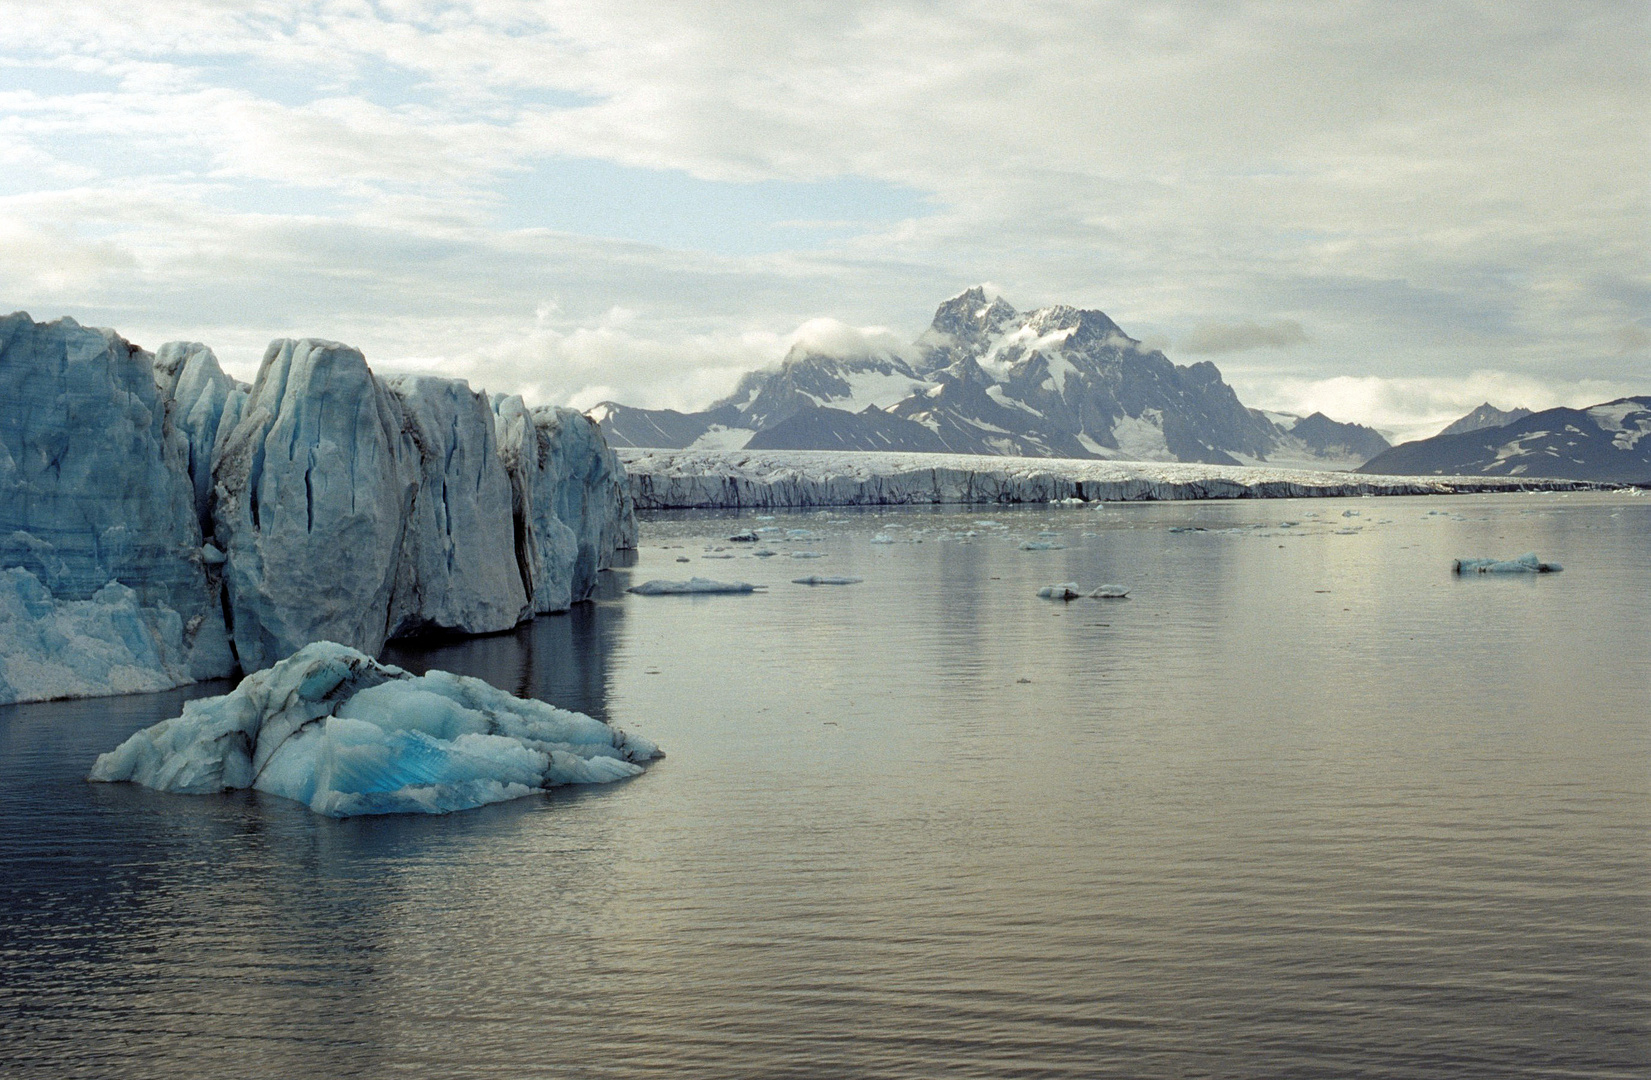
{"left": 789, "top": 551, "right": 828, "bottom": 559}
{"left": 627, "top": 577, "right": 761, "bottom": 595}
{"left": 88, "top": 642, "right": 660, "bottom": 817}
{"left": 792, "top": 576, "right": 863, "bottom": 586}
{"left": 1020, "top": 540, "right": 1064, "bottom": 550}
{"left": 1037, "top": 582, "right": 1130, "bottom": 600}
{"left": 1453, "top": 553, "right": 1563, "bottom": 574}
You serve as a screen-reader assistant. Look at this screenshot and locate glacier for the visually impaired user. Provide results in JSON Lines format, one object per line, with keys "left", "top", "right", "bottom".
{"left": 621, "top": 448, "right": 1606, "bottom": 510}
{"left": 88, "top": 641, "right": 660, "bottom": 817}
{"left": 1, "top": 313, "right": 633, "bottom": 704}
{"left": 0, "top": 314, "right": 235, "bottom": 701}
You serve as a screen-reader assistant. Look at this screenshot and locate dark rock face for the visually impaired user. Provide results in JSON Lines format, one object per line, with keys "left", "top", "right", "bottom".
{"left": 1359, "top": 398, "right": 1651, "bottom": 483}
{"left": 592, "top": 287, "right": 1369, "bottom": 467}
{"left": 744, "top": 403, "right": 947, "bottom": 452}
{"left": 1439, "top": 403, "right": 1534, "bottom": 438}
{"left": 1286, "top": 412, "right": 1391, "bottom": 463}
{"left": 587, "top": 402, "right": 743, "bottom": 449}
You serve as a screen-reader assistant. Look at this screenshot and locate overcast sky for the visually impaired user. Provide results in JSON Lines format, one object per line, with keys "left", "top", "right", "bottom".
{"left": 2, "top": 0, "right": 1645, "bottom": 439}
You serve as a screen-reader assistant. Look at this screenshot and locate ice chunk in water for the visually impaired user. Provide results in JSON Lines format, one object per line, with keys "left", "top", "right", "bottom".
{"left": 628, "top": 577, "right": 761, "bottom": 595}
{"left": 1020, "top": 541, "right": 1064, "bottom": 550}
{"left": 1037, "top": 583, "right": 1086, "bottom": 600}
{"left": 792, "top": 576, "right": 863, "bottom": 586}
{"left": 88, "top": 641, "right": 659, "bottom": 817}
{"left": 1453, "top": 553, "right": 1562, "bottom": 574}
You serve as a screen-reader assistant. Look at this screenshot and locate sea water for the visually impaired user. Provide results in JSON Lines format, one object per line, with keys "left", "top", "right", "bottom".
{"left": 2, "top": 491, "right": 1646, "bottom": 1078}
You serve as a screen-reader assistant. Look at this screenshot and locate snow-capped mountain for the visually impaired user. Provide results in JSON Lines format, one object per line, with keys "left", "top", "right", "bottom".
{"left": 1359, "top": 397, "right": 1651, "bottom": 483}
{"left": 594, "top": 287, "right": 1386, "bottom": 468}
{"left": 1438, "top": 402, "right": 1534, "bottom": 437}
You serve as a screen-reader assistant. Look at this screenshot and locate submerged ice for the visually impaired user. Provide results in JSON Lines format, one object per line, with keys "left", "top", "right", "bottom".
{"left": 89, "top": 642, "right": 660, "bottom": 817}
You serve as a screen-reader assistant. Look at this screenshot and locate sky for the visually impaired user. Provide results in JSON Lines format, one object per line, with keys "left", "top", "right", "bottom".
{"left": 1, "top": 0, "right": 1645, "bottom": 442}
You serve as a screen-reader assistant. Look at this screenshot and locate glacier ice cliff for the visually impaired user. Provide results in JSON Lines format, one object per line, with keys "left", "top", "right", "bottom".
{"left": 89, "top": 641, "right": 660, "bottom": 817}
{"left": 0, "top": 314, "right": 235, "bottom": 701}
{"left": 0, "top": 313, "right": 634, "bottom": 704}
{"left": 620, "top": 448, "right": 1607, "bottom": 510}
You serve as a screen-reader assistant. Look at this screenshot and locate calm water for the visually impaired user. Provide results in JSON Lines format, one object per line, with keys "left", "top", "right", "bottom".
{"left": 2, "top": 492, "right": 1647, "bottom": 1079}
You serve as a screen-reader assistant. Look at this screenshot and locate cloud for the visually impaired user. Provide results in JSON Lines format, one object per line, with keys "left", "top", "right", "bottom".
{"left": 783, "top": 317, "right": 912, "bottom": 362}
{"left": 1229, "top": 370, "right": 1645, "bottom": 444}
{"left": 1178, "top": 319, "right": 1309, "bottom": 354}
{"left": 0, "top": 0, "right": 1643, "bottom": 415}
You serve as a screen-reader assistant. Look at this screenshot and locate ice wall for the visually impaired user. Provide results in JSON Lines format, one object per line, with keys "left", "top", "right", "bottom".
{"left": 620, "top": 448, "right": 1604, "bottom": 510}
{"left": 1, "top": 314, "right": 635, "bottom": 702}
{"left": 492, "top": 397, "right": 633, "bottom": 615}
{"left": 214, "top": 341, "right": 635, "bottom": 671}
{"left": 0, "top": 314, "right": 235, "bottom": 703}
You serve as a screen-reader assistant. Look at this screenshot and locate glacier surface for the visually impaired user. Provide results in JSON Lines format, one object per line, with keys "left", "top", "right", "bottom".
{"left": 621, "top": 448, "right": 1604, "bottom": 510}
{"left": 89, "top": 641, "right": 660, "bottom": 817}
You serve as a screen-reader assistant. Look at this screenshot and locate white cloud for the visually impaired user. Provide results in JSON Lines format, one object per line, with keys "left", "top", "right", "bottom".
{"left": 0, "top": 0, "right": 1643, "bottom": 426}
{"left": 783, "top": 317, "right": 912, "bottom": 362}
{"left": 1230, "top": 370, "right": 1646, "bottom": 444}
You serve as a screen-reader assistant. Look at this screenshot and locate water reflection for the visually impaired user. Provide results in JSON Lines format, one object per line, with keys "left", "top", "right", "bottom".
{"left": 2, "top": 494, "right": 1647, "bottom": 1078}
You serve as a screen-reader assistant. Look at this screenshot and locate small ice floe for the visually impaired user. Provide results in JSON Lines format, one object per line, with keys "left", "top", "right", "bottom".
{"left": 1343, "top": 510, "right": 1360, "bottom": 518}
{"left": 1036, "top": 582, "right": 1131, "bottom": 600}
{"left": 790, "top": 551, "right": 827, "bottom": 559}
{"left": 870, "top": 533, "right": 896, "bottom": 544}
{"left": 627, "top": 577, "right": 763, "bottom": 595}
{"left": 1020, "top": 540, "right": 1064, "bottom": 550}
{"left": 1453, "top": 553, "right": 1563, "bottom": 574}
{"left": 1167, "top": 526, "right": 1205, "bottom": 534}
{"left": 729, "top": 531, "right": 759, "bottom": 542}
{"left": 88, "top": 642, "right": 661, "bottom": 818}
{"left": 792, "top": 576, "right": 864, "bottom": 586}
{"left": 675, "top": 556, "right": 690, "bottom": 562}
{"left": 1051, "top": 496, "right": 1085, "bottom": 505}
{"left": 752, "top": 549, "right": 777, "bottom": 557}
{"left": 786, "top": 529, "right": 818, "bottom": 539}
{"left": 701, "top": 553, "right": 734, "bottom": 559}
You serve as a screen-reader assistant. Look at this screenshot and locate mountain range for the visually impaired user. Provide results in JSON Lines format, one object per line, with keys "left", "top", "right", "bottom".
{"left": 593, "top": 288, "right": 1390, "bottom": 470}
{"left": 1360, "top": 398, "right": 1651, "bottom": 483}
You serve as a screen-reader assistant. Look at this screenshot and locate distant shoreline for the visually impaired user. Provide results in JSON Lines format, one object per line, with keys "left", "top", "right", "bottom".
{"left": 619, "top": 448, "right": 1616, "bottom": 510}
